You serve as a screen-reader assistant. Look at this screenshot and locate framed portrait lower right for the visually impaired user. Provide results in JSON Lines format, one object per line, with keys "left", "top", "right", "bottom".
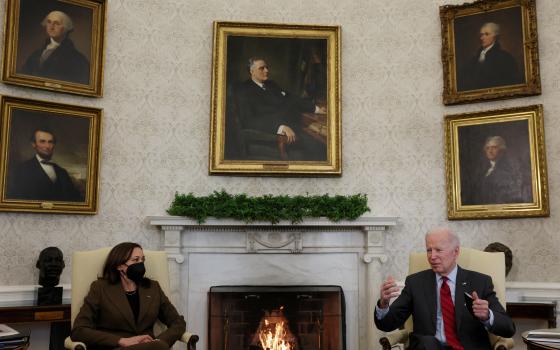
{"left": 445, "top": 104, "right": 548, "bottom": 220}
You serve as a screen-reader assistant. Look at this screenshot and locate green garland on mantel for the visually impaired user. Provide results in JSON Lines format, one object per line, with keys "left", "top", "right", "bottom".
{"left": 167, "top": 190, "right": 370, "bottom": 224}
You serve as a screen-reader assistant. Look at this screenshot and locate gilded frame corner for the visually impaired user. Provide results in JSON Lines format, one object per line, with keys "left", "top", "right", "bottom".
{"left": 2, "top": 0, "right": 107, "bottom": 97}
{"left": 0, "top": 95, "right": 102, "bottom": 214}
{"left": 444, "top": 104, "right": 548, "bottom": 220}
{"left": 440, "top": 0, "right": 540, "bottom": 105}
{"left": 209, "top": 21, "right": 341, "bottom": 176}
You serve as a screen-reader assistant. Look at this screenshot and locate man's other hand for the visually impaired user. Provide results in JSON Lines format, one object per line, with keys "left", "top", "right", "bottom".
{"left": 472, "top": 291, "right": 490, "bottom": 321}
{"left": 282, "top": 125, "right": 297, "bottom": 144}
{"left": 379, "top": 275, "right": 400, "bottom": 309}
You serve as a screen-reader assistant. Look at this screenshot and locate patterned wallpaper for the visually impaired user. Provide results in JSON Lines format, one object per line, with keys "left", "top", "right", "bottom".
{"left": 0, "top": 0, "right": 559, "bottom": 286}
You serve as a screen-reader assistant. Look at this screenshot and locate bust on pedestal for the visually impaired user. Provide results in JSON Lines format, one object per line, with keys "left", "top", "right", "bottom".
{"left": 36, "top": 247, "right": 65, "bottom": 306}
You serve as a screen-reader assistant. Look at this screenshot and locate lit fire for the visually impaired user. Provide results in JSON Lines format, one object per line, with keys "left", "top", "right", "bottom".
{"left": 254, "top": 307, "right": 297, "bottom": 350}
{"left": 259, "top": 319, "right": 292, "bottom": 350}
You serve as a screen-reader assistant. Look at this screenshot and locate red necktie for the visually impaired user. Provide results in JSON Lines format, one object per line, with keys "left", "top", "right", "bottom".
{"left": 440, "top": 276, "right": 464, "bottom": 350}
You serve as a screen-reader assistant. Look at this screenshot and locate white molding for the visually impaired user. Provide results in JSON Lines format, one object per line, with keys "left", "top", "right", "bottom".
{"left": 0, "top": 284, "right": 71, "bottom": 306}
{"left": 147, "top": 215, "right": 399, "bottom": 227}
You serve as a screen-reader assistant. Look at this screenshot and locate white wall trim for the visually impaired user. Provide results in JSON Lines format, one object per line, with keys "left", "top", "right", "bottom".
{"left": 0, "top": 284, "right": 71, "bottom": 306}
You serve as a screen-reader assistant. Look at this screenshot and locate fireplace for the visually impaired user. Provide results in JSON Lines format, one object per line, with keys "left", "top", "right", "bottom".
{"left": 148, "top": 216, "right": 398, "bottom": 350}
{"left": 208, "top": 286, "right": 345, "bottom": 350}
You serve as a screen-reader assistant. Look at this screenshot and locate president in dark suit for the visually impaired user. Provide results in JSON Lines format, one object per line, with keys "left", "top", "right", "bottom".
{"left": 21, "top": 10, "right": 90, "bottom": 84}
{"left": 232, "top": 57, "right": 326, "bottom": 161}
{"left": 375, "top": 228, "right": 515, "bottom": 350}
{"left": 6, "top": 128, "right": 83, "bottom": 202}
{"left": 458, "top": 22, "right": 523, "bottom": 91}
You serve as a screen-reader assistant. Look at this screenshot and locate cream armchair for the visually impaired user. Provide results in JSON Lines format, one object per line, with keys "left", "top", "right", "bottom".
{"left": 379, "top": 248, "right": 514, "bottom": 350}
{"left": 64, "top": 247, "right": 198, "bottom": 350}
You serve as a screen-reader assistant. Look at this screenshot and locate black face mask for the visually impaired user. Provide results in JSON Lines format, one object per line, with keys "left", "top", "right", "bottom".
{"left": 125, "top": 262, "right": 145, "bottom": 284}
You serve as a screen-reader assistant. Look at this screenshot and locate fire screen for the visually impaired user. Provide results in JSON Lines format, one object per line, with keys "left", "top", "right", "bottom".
{"left": 208, "top": 286, "right": 345, "bottom": 350}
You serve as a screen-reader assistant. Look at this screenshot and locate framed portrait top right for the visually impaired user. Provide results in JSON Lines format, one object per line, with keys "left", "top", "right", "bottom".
{"left": 445, "top": 104, "right": 548, "bottom": 220}
{"left": 440, "top": 0, "right": 541, "bottom": 105}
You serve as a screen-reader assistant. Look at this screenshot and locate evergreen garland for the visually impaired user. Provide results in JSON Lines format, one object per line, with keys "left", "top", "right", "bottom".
{"left": 167, "top": 190, "right": 370, "bottom": 224}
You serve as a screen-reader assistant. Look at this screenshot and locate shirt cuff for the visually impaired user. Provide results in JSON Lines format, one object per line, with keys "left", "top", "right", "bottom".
{"left": 483, "top": 309, "right": 494, "bottom": 329}
{"left": 375, "top": 305, "right": 390, "bottom": 320}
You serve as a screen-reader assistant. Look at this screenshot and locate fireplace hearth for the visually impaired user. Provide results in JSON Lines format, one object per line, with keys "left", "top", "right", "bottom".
{"left": 209, "top": 286, "right": 345, "bottom": 350}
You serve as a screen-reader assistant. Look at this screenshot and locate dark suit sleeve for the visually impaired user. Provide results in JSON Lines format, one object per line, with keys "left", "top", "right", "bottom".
{"left": 374, "top": 276, "right": 413, "bottom": 332}
{"left": 71, "top": 280, "right": 122, "bottom": 347}
{"left": 481, "top": 276, "right": 516, "bottom": 337}
{"left": 154, "top": 282, "right": 186, "bottom": 346}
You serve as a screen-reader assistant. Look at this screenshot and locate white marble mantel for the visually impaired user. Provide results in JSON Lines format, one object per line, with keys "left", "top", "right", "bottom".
{"left": 148, "top": 216, "right": 398, "bottom": 350}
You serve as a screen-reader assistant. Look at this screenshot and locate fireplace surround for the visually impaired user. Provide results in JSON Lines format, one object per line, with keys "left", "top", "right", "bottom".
{"left": 148, "top": 216, "right": 398, "bottom": 350}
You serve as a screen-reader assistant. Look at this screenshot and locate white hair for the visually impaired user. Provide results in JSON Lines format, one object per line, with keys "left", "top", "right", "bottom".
{"left": 426, "top": 227, "right": 460, "bottom": 249}
{"left": 41, "top": 11, "right": 74, "bottom": 35}
{"left": 484, "top": 136, "right": 507, "bottom": 151}
{"left": 481, "top": 22, "right": 500, "bottom": 36}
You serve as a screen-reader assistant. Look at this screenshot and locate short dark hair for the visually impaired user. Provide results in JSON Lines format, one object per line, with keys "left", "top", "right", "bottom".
{"left": 30, "top": 128, "right": 57, "bottom": 144}
{"left": 101, "top": 242, "right": 150, "bottom": 287}
{"left": 247, "top": 57, "right": 267, "bottom": 72}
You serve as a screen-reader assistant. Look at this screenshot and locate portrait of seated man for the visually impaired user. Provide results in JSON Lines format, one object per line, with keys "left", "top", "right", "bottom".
{"left": 20, "top": 10, "right": 90, "bottom": 84}
{"left": 457, "top": 22, "right": 523, "bottom": 91}
{"left": 6, "top": 127, "right": 84, "bottom": 202}
{"left": 462, "top": 136, "right": 532, "bottom": 205}
{"left": 226, "top": 57, "right": 327, "bottom": 161}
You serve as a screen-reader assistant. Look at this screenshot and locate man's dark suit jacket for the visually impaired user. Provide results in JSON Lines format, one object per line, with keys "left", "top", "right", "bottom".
{"left": 231, "top": 79, "right": 326, "bottom": 161}
{"left": 234, "top": 79, "right": 316, "bottom": 135}
{"left": 21, "top": 37, "right": 90, "bottom": 84}
{"left": 466, "top": 157, "right": 530, "bottom": 205}
{"left": 6, "top": 157, "right": 83, "bottom": 202}
{"left": 71, "top": 279, "right": 186, "bottom": 349}
{"left": 458, "top": 42, "right": 523, "bottom": 91}
{"left": 374, "top": 266, "right": 515, "bottom": 350}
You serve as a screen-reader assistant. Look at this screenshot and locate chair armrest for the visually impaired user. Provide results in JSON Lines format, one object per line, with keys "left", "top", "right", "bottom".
{"left": 180, "top": 332, "right": 199, "bottom": 350}
{"left": 379, "top": 329, "right": 409, "bottom": 350}
{"left": 64, "top": 337, "right": 87, "bottom": 350}
{"left": 493, "top": 337, "right": 514, "bottom": 350}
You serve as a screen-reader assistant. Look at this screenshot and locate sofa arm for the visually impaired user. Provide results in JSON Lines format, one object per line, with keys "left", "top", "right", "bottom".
{"left": 64, "top": 337, "right": 87, "bottom": 350}
{"left": 493, "top": 337, "right": 514, "bottom": 350}
{"left": 379, "top": 329, "right": 409, "bottom": 350}
{"left": 181, "top": 332, "right": 199, "bottom": 350}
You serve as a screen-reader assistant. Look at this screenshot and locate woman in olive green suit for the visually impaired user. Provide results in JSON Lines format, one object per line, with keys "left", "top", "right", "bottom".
{"left": 71, "top": 242, "right": 186, "bottom": 350}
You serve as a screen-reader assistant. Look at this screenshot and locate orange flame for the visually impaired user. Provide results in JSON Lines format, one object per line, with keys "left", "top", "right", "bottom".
{"left": 258, "top": 319, "right": 293, "bottom": 350}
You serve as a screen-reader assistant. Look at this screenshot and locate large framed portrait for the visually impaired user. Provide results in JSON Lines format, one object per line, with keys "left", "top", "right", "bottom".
{"left": 0, "top": 95, "right": 102, "bottom": 214}
{"left": 445, "top": 104, "right": 548, "bottom": 220}
{"left": 440, "top": 0, "right": 540, "bottom": 105}
{"left": 2, "top": 0, "right": 106, "bottom": 97}
{"left": 209, "top": 21, "right": 341, "bottom": 176}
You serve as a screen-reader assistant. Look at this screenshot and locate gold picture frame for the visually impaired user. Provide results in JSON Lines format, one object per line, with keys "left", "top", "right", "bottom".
{"left": 209, "top": 21, "right": 341, "bottom": 176}
{"left": 0, "top": 95, "right": 102, "bottom": 214}
{"left": 2, "top": 0, "right": 106, "bottom": 97}
{"left": 440, "top": 0, "right": 540, "bottom": 105}
{"left": 445, "top": 104, "right": 548, "bottom": 220}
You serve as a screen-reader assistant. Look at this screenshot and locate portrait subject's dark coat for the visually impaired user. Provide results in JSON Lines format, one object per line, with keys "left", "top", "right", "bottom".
{"left": 231, "top": 79, "right": 326, "bottom": 161}
{"left": 374, "top": 267, "right": 515, "bottom": 350}
{"left": 21, "top": 37, "right": 90, "bottom": 84}
{"left": 458, "top": 42, "right": 523, "bottom": 91}
{"left": 235, "top": 79, "right": 315, "bottom": 134}
{"left": 463, "top": 156, "right": 531, "bottom": 205}
{"left": 6, "top": 157, "right": 83, "bottom": 202}
{"left": 475, "top": 157, "right": 530, "bottom": 204}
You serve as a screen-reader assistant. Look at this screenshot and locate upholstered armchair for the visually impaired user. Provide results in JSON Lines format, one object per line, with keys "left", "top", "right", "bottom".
{"left": 379, "top": 248, "right": 514, "bottom": 350}
{"left": 64, "top": 247, "right": 198, "bottom": 350}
